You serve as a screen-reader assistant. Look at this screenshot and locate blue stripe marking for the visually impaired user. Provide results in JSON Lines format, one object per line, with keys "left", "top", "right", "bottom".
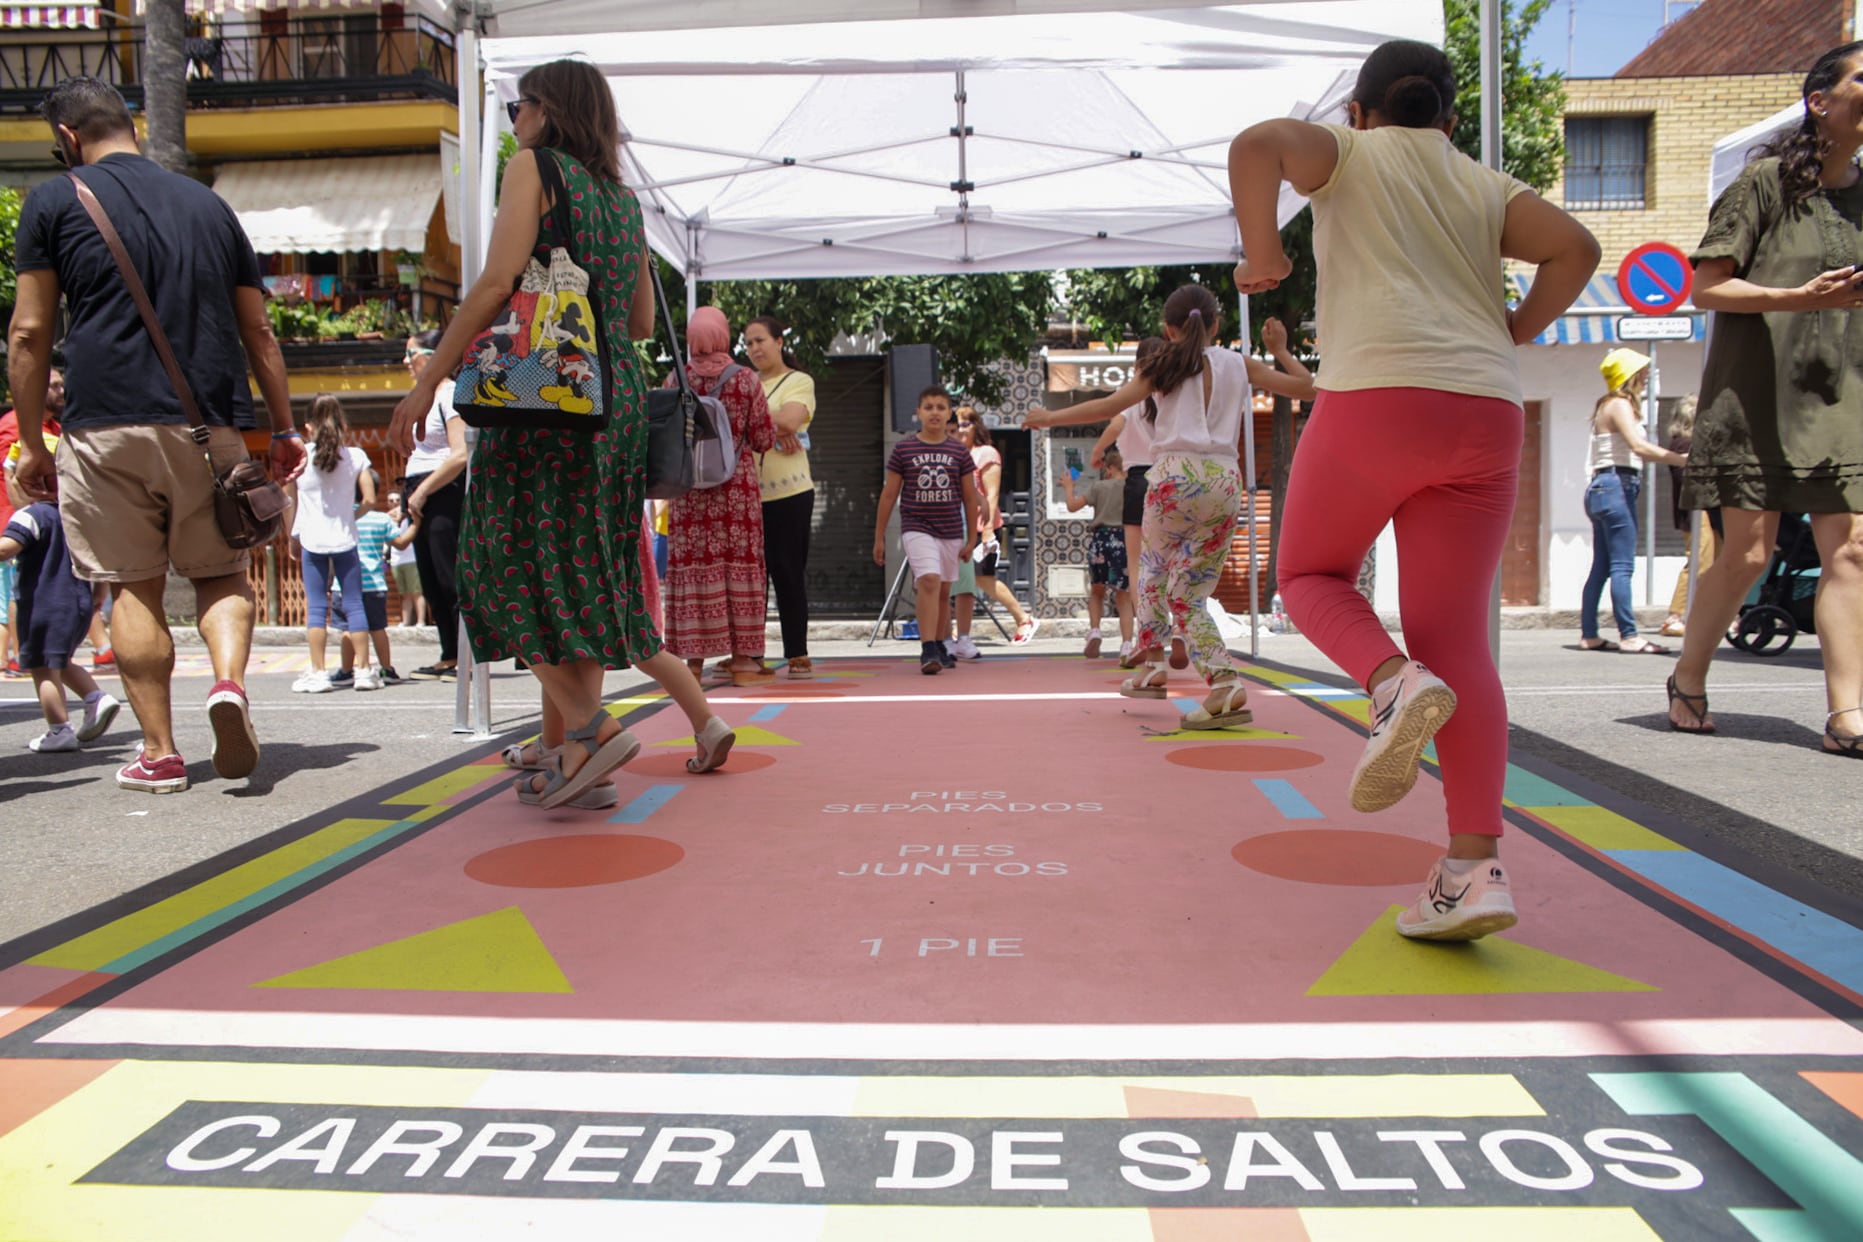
{"left": 1254, "top": 779, "right": 1324, "bottom": 820}
{"left": 1609, "top": 851, "right": 1863, "bottom": 994}
{"left": 610, "top": 784, "right": 684, "bottom": 824}
{"left": 749, "top": 705, "right": 787, "bottom": 722}
{"left": 103, "top": 817, "right": 427, "bottom": 973}
{"left": 1170, "top": 698, "right": 1197, "bottom": 715}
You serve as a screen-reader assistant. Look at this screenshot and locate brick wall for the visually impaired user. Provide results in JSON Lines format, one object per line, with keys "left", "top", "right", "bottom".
{"left": 1551, "top": 74, "right": 1800, "bottom": 273}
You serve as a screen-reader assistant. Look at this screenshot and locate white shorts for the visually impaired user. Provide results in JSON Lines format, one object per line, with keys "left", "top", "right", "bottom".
{"left": 901, "top": 530, "right": 962, "bottom": 583}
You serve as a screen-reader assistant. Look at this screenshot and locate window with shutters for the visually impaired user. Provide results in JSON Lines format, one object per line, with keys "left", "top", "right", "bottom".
{"left": 1564, "top": 116, "right": 1650, "bottom": 210}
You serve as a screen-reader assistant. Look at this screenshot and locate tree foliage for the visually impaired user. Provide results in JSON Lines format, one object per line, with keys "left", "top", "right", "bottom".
{"left": 1445, "top": 0, "right": 1566, "bottom": 193}
{"left": 0, "top": 186, "right": 21, "bottom": 312}
{"left": 704, "top": 272, "right": 1054, "bottom": 405}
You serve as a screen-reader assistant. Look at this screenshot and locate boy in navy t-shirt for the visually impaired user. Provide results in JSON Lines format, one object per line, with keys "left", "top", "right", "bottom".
{"left": 873, "top": 386, "right": 980, "bottom": 674}
{"left": 1, "top": 441, "right": 120, "bottom": 752}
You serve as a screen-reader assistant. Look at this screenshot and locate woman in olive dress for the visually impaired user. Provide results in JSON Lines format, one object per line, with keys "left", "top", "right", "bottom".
{"left": 1670, "top": 41, "right": 1863, "bottom": 757}
{"left": 390, "top": 60, "right": 734, "bottom": 808}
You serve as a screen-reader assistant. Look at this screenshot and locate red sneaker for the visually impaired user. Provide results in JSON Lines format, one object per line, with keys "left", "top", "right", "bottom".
{"left": 92, "top": 647, "right": 116, "bottom": 669}
{"left": 206, "top": 679, "right": 260, "bottom": 780}
{"left": 117, "top": 747, "right": 189, "bottom": 794}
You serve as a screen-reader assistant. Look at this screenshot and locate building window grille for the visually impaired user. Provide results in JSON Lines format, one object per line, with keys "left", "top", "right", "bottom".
{"left": 1564, "top": 116, "right": 1648, "bottom": 210}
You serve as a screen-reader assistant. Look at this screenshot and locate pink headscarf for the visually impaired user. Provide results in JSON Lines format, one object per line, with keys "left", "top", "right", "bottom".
{"left": 685, "top": 306, "right": 734, "bottom": 379}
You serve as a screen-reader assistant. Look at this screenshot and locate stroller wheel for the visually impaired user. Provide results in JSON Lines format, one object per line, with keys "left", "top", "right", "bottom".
{"left": 1729, "top": 604, "right": 1797, "bottom": 656}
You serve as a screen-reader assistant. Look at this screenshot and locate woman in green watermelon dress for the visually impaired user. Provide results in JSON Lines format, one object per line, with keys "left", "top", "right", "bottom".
{"left": 390, "top": 59, "right": 734, "bottom": 809}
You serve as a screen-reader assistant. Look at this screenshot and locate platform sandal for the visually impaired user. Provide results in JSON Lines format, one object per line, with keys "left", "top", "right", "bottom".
{"left": 1665, "top": 674, "right": 1715, "bottom": 735}
{"left": 688, "top": 715, "right": 736, "bottom": 774}
{"left": 1824, "top": 709, "right": 1863, "bottom": 759}
{"left": 1120, "top": 662, "right": 1168, "bottom": 700}
{"left": 501, "top": 741, "right": 559, "bottom": 772}
{"left": 516, "top": 777, "right": 618, "bottom": 809}
{"left": 1184, "top": 680, "right": 1253, "bottom": 729}
{"left": 518, "top": 707, "right": 640, "bottom": 810}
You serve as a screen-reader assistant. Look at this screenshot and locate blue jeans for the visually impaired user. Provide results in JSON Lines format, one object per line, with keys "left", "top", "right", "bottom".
{"left": 302, "top": 548, "right": 369, "bottom": 633}
{"left": 1581, "top": 470, "right": 1640, "bottom": 640}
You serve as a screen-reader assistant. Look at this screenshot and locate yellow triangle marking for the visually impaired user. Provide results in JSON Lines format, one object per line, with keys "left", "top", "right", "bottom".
{"left": 1145, "top": 726, "right": 1297, "bottom": 742}
{"left": 655, "top": 724, "right": 799, "bottom": 747}
{"left": 1308, "top": 905, "right": 1658, "bottom": 996}
{"left": 254, "top": 907, "right": 573, "bottom": 994}
{"left": 382, "top": 766, "right": 508, "bottom": 806}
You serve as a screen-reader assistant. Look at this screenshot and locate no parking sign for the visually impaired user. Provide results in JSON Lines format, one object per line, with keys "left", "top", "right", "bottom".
{"left": 1617, "top": 242, "right": 1693, "bottom": 315}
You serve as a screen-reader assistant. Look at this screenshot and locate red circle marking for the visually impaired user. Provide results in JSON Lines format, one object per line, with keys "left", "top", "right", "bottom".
{"left": 628, "top": 751, "right": 777, "bottom": 777}
{"left": 1167, "top": 745, "right": 1323, "bottom": 772}
{"left": 466, "top": 834, "right": 684, "bottom": 888}
{"left": 1616, "top": 242, "right": 1693, "bottom": 315}
{"left": 1233, "top": 830, "right": 1444, "bottom": 887}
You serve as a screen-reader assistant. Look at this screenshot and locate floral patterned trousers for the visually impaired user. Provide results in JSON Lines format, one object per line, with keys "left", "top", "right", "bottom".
{"left": 1135, "top": 453, "right": 1242, "bottom": 685}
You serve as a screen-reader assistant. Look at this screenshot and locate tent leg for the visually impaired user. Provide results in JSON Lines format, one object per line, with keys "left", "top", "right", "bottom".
{"left": 868, "top": 559, "right": 913, "bottom": 647}
{"left": 1238, "top": 291, "right": 1259, "bottom": 661}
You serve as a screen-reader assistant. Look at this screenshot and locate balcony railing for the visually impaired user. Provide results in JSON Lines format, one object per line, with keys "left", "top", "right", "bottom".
{"left": 0, "top": 14, "right": 456, "bottom": 114}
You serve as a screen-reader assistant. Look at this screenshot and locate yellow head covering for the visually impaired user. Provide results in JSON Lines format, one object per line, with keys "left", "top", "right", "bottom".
{"left": 1599, "top": 348, "right": 1651, "bottom": 393}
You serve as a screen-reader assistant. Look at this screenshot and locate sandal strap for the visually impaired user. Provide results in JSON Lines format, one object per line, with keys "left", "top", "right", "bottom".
{"left": 564, "top": 706, "right": 612, "bottom": 755}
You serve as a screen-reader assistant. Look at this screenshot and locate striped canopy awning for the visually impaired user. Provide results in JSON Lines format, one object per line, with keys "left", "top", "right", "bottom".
{"left": 1508, "top": 272, "right": 1707, "bottom": 345}
{"left": 0, "top": 2, "right": 105, "bottom": 28}
{"left": 132, "top": 0, "right": 452, "bottom": 16}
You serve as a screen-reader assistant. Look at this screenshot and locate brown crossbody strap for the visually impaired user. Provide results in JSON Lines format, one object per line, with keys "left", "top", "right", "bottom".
{"left": 66, "top": 171, "right": 209, "bottom": 442}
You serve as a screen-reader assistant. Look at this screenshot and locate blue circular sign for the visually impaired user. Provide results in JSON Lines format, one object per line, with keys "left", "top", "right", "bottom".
{"left": 1617, "top": 242, "right": 1694, "bottom": 315}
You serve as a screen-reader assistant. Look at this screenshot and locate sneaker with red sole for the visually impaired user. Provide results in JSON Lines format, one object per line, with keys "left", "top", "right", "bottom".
{"left": 92, "top": 647, "right": 116, "bottom": 669}
{"left": 206, "top": 680, "right": 260, "bottom": 779}
{"left": 117, "top": 746, "right": 189, "bottom": 794}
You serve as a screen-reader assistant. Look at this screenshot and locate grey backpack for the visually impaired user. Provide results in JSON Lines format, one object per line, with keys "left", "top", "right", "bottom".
{"left": 690, "top": 363, "right": 743, "bottom": 490}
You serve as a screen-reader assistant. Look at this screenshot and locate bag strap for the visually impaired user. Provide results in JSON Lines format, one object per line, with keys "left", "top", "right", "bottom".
{"left": 533, "top": 148, "right": 578, "bottom": 264}
{"left": 66, "top": 172, "right": 209, "bottom": 444}
{"left": 646, "top": 253, "right": 698, "bottom": 403}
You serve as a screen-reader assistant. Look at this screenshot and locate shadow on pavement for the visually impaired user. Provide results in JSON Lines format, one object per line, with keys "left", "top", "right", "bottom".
{"left": 224, "top": 741, "right": 381, "bottom": 798}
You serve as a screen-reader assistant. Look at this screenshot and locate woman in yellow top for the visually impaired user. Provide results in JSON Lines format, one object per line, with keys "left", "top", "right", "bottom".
{"left": 744, "top": 315, "right": 818, "bottom": 679}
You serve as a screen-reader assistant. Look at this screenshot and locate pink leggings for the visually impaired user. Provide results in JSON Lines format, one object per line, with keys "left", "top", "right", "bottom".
{"left": 1276, "top": 388, "right": 1523, "bottom": 837}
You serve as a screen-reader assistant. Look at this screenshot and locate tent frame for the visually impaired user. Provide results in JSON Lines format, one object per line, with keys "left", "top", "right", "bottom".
{"left": 444, "top": 1, "right": 1509, "bottom": 736}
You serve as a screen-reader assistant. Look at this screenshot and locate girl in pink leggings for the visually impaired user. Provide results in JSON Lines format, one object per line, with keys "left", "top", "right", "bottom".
{"left": 1228, "top": 39, "right": 1599, "bottom": 940}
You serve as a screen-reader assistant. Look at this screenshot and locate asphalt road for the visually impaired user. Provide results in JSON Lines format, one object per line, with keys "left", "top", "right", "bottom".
{"left": 1, "top": 627, "right": 1856, "bottom": 945}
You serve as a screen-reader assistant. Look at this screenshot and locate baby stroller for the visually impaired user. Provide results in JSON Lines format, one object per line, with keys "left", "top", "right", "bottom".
{"left": 1727, "top": 513, "right": 1820, "bottom": 656}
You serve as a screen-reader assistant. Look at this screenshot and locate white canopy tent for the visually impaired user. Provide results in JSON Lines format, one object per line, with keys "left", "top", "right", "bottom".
{"left": 443, "top": 0, "right": 1504, "bottom": 732}
{"left": 1711, "top": 101, "right": 1800, "bottom": 202}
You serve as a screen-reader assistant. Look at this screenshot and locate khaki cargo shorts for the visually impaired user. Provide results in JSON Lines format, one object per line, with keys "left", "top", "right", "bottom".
{"left": 57, "top": 423, "right": 254, "bottom": 583}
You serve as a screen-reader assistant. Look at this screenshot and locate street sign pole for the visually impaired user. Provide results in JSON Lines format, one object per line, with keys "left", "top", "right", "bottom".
{"left": 1615, "top": 242, "right": 1694, "bottom": 616}
{"left": 1645, "top": 342, "right": 1659, "bottom": 606}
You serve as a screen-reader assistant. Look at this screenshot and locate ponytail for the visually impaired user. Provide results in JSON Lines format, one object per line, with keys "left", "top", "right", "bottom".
{"left": 1139, "top": 287, "right": 1219, "bottom": 400}
{"left": 1760, "top": 41, "right": 1863, "bottom": 205}
{"left": 306, "top": 393, "right": 348, "bottom": 474}
{"left": 1134, "top": 335, "right": 1166, "bottom": 425}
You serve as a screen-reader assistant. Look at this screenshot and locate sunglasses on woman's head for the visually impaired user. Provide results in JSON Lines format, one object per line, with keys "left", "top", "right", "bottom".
{"left": 505, "top": 96, "right": 540, "bottom": 123}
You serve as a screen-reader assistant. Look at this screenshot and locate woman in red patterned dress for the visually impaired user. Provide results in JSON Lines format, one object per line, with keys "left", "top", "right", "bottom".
{"left": 665, "top": 308, "right": 777, "bottom": 685}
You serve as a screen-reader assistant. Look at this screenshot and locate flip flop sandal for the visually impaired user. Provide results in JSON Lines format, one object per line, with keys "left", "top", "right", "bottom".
{"left": 1120, "top": 663, "right": 1169, "bottom": 700}
{"left": 785, "top": 657, "right": 815, "bottom": 681}
{"left": 688, "top": 715, "right": 736, "bottom": 774}
{"left": 1619, "top": 639, "right": 1672, "bottom": 654}
{"left": 501, "top": 741, "right": 559, "bottom": 772}
{"left": 731, "top": 665, "right": 777, "bottom": 686}
{"left": 1580, "top": 640, "right": 1621, "bottom": 652}
{"left": 1184, "top": 681, "right": 1253, "bottom": 729}
{"left": 536, "top": 708, "right": 641, "bottom": 810}
{"left": 1824, "top": 710, "right": 1863, "bottom": 759}
{"left": 698, "top": 663, "right": 735, "bottom": 688}
{"left": 1666, "top": 674, "right": 1716, "bottom": 734}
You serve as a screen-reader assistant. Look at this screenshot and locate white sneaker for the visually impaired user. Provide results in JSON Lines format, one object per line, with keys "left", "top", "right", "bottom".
{"left": 1083, "top": 632, "right": 1102, "bottom": 659}
{"left": 950, "top": 635, "right": 982, "bottom": 660}
{"left": 1012, "top": 617, "right": 1041, "bottom": 646}
{"left": 29, "top": 724, "right": 79, "bottom": 753}
{"left": 292, "top": 670, "right": 335, "bottom": 694}
{"left": 77, "top": 692, "right": 121, "bottom": 743}
{"left": 1349, "top": 660, "right": 1456, "bottom": 813}
{"left": 353, "top": 666, "right": 385, "bottom": 691}
{"left": 1397, "top": 856, "right": 1518, "bottom": 941}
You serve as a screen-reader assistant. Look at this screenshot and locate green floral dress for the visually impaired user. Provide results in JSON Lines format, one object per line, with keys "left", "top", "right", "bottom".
{"left": 457, "top": 150, "right": 659, "bottom": 667}
{"left": 1685, "top": 157, "right": 1863, "bottom": 513}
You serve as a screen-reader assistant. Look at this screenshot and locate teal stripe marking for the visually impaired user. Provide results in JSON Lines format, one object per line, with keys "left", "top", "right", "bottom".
{"left": 610, "top": 784, "right": 683, "bottom": 824}
{"left": 1593, "top": 1072, "right": 1863, "bottom": 1238}
{"left": 1503, "top": 763, "right": 1594, "bottom": 807}
{"left": 1254, "top": 779, "right": 1323, "bottom": 819}
{"left": 103, "top": 817, "right": 427, "bottom": 973}
{"left": 749, "top": 705, "right": 787, "bottom": 722}
{"left": 1170, "top": 698, "right": 1197, "bottom": 715}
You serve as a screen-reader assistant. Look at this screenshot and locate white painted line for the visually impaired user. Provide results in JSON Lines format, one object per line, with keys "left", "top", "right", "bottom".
{"left": 42, "top": 1008, "right": 1863, "bottom": 1062}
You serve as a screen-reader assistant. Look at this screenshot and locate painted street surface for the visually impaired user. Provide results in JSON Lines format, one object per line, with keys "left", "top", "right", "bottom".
{"left": 2, "top": 655, "right": 1859, "bottom": 1240}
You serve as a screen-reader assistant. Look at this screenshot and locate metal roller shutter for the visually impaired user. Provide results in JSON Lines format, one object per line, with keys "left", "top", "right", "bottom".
{"left": 798, "top": 355, "right": 887, "bottom": 618}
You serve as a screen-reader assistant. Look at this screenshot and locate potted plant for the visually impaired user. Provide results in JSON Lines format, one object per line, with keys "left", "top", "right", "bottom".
{"left": 394, "top": 249, "right": 424, "bottom": 288}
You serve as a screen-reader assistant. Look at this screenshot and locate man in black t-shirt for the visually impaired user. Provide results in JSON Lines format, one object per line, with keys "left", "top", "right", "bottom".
{"left": 5, "top": 76, "right": 306, "bottom": 795}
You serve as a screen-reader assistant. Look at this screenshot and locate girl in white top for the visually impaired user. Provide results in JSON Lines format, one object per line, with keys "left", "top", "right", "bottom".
{"left": 285, "top": 394, "right": 378, "bottom": 692}
{"left": 1228, "top": 38, "right": 1599, "bottom": 941}
{"left": 1028, "top": 285, "right": 1314, "bottom": 726}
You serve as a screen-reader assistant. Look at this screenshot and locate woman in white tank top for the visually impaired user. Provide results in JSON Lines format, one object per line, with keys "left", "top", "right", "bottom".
{"left": 1027, "top": 285, "right": 1314, "bottom": 726}
{"left": 1579, "top": 348, "right": 1689, "bottom": 653}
